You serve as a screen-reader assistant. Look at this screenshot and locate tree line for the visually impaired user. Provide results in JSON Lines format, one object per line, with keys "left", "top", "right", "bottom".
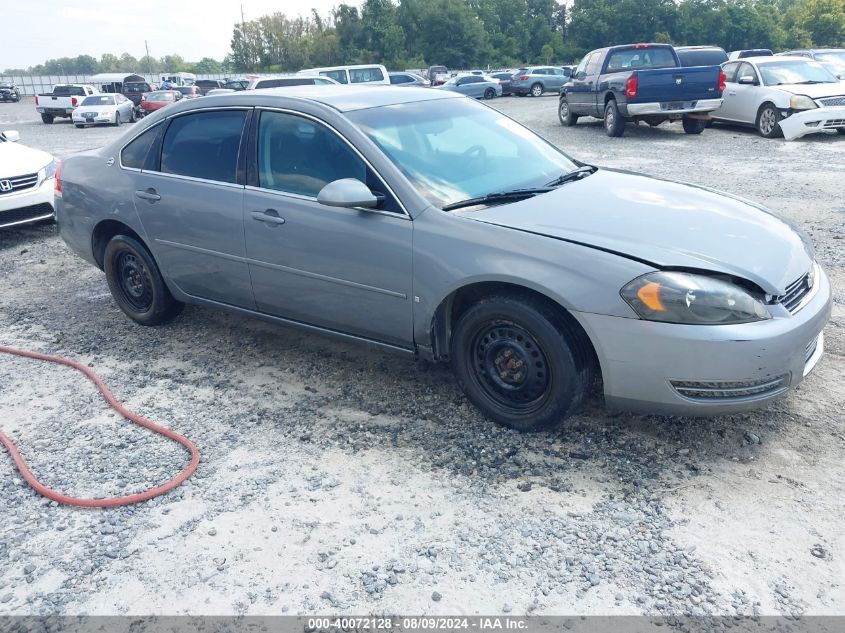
{"left": 6, "top": 0, "right": 845, "bottom": 76}
{"left": 229, "top": 0, "right": 845, "bottom": 71}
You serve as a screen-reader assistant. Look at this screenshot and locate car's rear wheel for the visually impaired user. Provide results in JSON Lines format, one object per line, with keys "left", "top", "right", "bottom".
{"left": 530, "top": 83, "right": 543, "bottom": 97}
{"left": 104, "top": 235, "right": 184, "bottom": 326}
{"left": 41, "top": 114, "right": 54, "bottom": 124}
{"left": 604, "top": 100, "right": 625, "bottom": 137}
{"left": 451, "top": 295, "right": 594, "bottom": 431}
{"left": 756, "top": 103, "right": 783, "bottom": 138}
{"left": 129, "top": 108, "right": 136, "bottom": 123}
{"left": 75, "top": 124, "right": 84, "bottom": 129}
{"left": 114, "top": 112, "right": 121, "bottom": 126}
{"left": 484, "top": 88, "right": 496, "bottom": 100}
{"left": 559, "top": 98, "right": 578, "bottom": 126}
{"left": 682, "top": 116, "right": 706, "bottom": 134}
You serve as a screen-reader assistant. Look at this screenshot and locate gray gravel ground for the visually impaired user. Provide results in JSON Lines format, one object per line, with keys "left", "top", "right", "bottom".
{"left": 0, "top": 95, "right": 843, "bottom": 618}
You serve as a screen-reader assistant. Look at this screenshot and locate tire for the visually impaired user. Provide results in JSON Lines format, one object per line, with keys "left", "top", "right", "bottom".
{"left": 682, "top": 117, "right": 706, "bottom": 135}
{"left": 756, "top": 103, "right": 783, "bottom": 138}
{"left": 104, "top": 235, "right": 184, "bottom": 326}
{"left": 484, "top": 88, "right": 496, "bottom": 100}
{"left": 129, "top": 108, "right": 136, "bottom": 123}
{"left": 41, "top": 113, "right": 54, "bottom": 124}
{"left": 558, "top": 97, "right": 578, "bottom": 127}
{"left": 604, "top": 100, "right": 625, "bottom": 137}
{"left": 114, "top": 112, "right": 122, "bottom": 126}
{"left": 837, "top": 128, "right": 845, "bottom": 135}
{"left": 75, "top": 124, "right": 84, "bottom": 129}
{"left": 530, "top": 83, "right": 543, "bottom": 97}
{"left": 451, "top": 294, "right": 594, "bottom": 431}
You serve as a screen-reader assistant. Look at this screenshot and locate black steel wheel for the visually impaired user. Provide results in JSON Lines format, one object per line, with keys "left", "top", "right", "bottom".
{"left": 451, "top": 294, "right": 594, "bottom": 431}
{"left": 104, "top": 234, "right": 183, "bottom": 325}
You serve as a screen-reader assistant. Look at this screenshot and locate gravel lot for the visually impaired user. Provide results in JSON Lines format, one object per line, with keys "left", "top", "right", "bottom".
{"left": 0, "top": 95, "right": 843, "bottom": 618}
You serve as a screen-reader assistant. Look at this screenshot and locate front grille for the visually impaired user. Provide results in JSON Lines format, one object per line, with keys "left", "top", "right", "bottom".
{"left": 0, "top": 172, "right": 39, "bottom": 195}
{"left": 670, "top": 376, "right": 789, "bottom": 401}
{"left": 0, "top": 203, "right": 54, "bottom": 228}
{"left": 818, "top": 96, "right": 845, "bottom": 107}
{"left": 778, "top": 272, "right": 812, "bottom": 314}
{"left": 822, "top": 118, "right": 845, "bottom": 128}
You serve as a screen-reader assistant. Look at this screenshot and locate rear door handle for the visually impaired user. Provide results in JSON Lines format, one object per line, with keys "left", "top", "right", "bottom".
{"left": 251, "top": 209, "right": 285, "bottom": 225}
{"left": 135, "top": 188, "right": 161, "bottom": 202}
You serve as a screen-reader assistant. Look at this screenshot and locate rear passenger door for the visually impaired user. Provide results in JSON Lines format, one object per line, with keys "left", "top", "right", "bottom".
{"left": 129, "top": 108, "right": 254, "bottom": 308}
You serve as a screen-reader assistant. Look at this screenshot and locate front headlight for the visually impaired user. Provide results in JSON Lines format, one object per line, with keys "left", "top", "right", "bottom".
{"left": 39, "top": 158, "right": 58, "bottom": 181}
{"left": 789, "top": 95, "right": 818, "bottom": 110}
{"left": 621, "top": 272, "right": 771, "bottom": 325}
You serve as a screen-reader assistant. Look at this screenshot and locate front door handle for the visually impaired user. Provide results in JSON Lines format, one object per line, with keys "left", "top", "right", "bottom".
{"left": 135, "top": 188, "right": 160, "bottom": 202}
{"left": 251, "top": 209, "right": 285, "bottom": 225}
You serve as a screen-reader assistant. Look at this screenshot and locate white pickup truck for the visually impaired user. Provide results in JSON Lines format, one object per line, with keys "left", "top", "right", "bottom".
{"left": 35, "top": 84, "right": 99, "bottom": 124}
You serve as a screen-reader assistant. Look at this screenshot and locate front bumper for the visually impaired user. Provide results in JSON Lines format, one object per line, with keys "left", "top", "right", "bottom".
{"left": 0, "top": 177, "right": 55, "bottom": 228}
{"left": 626, "top": 98, "right": 723, "bottom": 116}
{"left": 779, "top": 106, "right": 845, "bottom": 140}
{"left": 574, "top": 265, "right": 832, "bottom": 416}
{"left": 72, "top": 111, "right": 115, "bottom": 125}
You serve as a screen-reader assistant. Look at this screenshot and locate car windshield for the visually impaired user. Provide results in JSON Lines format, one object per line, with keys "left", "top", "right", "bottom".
{"left": 148, "top": 91, "right": 174, "bottom": 101}
{"left": 81, "top": 95, "right": 115, "bottom": 106}
{"left": 816, "top": 51, "right": 845, "bottom": 65}
{"left": 347, "top": 97, "right": 578, "bottom": 209}
{"left": 759, "top": 60, "right": 838, "bottom": 85}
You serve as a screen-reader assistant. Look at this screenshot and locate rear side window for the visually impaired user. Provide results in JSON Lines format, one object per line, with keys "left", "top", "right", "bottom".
{"left": 160, "top": 110, "right": 247, "bottom": 184}
{"left": 349, "top": 67, "right": 384, "bottom": 83}
{"left": 390, "top": 74, "right": 411, "bottom": 84}
{"left": 320, "top": 70, "right": 348, "bottom": 84}
{"left": 121, "top": 126, "right": 159, "bottom": 170}
{"left": 606, "top": 47, "right": 677, "bottom": 71}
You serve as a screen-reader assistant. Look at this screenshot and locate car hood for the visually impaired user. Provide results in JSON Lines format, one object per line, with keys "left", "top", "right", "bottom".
{"left": 0, "top": 141, "right": 53, "bottom": 176}
{"left": 460, "top": 170, "right": 813, "bottom": 295}
{"left": 770, "top": 82, "right": 845, "bottom": 98}
{"left": 76, "top": 104, "right": 117, "bottom": 112}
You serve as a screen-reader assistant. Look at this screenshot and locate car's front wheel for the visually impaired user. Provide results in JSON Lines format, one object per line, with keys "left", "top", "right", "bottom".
{"left": 559, "top": 98, "right": 578, "bottom": 126}
{"left": 104, "top": 235, "right": 184, "bottom": 326}
{"left": 451, "top": 294, "right": 594, "bottom": 431}
{"left": 756, "top": 103, "right": 783, "bottom": 138}
{"left": 837, "top": 128, "right": 845, "bottom": 135}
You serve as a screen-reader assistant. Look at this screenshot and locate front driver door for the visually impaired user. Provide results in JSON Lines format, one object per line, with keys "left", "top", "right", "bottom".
{"left": 242, "top": 109, "right": 414, "bottom": 347}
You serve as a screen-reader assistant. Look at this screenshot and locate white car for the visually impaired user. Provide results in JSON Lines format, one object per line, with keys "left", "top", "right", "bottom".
{"left": 247, "top": 75, "right": 339, "bottom": 89}
{"left": 72, "top": 94, "right": 136, "bottom": 128}
{"left": 711, "top": 56, "right": 845, "bottom": 139}
{"left": 0, "top": 131, "right": 56, "bottom": 229}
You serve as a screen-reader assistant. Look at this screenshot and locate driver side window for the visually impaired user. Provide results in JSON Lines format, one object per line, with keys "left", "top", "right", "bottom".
{"left": 737, "top": 63, "right": 758, "bottom": 84}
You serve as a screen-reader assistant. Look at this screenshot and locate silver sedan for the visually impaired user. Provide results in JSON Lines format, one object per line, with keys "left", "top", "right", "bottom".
{"left": 56, "top": 86, "right": 830, "bottom": 430}
{"left": 72, "top": 93, "right": 136, "bottom": 128}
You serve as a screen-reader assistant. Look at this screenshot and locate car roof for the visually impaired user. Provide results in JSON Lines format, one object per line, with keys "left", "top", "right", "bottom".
{"left": 235, "top": 85, "right": 461, "bottom": 112}
{"left": 744, "top": 55, "right": 811, "bottom": 64}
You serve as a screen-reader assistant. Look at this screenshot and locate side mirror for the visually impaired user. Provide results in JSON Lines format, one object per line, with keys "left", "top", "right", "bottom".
{"left": 1, "top": 130, "right": 20, "bottom": 142}
{"left": 317, "top": 179, "right": 379, "bottom": 209}
{"left": 575, "top": 71, "right": 587, "bottom": 80}
{"left": 738, "top": 75, "right": 756, "bottom": 85}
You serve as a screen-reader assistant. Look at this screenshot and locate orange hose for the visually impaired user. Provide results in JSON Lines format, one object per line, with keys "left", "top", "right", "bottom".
{"left": 0, "top": 344, "right": 199, "bottom": 508}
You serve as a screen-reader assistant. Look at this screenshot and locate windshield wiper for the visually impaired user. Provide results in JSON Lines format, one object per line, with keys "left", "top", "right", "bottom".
{"left": 545, "top": 164, "right": 598, "bottom": 187}
{"left": 792, "top": 80, "right": 830, "bottom": 84}
{"left": 442, "top": 188, "right": 552, "bottom": 212}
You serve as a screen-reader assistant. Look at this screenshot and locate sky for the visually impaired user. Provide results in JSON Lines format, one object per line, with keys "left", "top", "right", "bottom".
{"left": 5, "top": 0, "right": 341, "bottom": 69}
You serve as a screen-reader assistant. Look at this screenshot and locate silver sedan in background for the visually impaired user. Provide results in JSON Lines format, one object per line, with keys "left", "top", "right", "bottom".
{"left": 436, "top": 74, "right": 502, "bottom": 99}
{"left": 71, "top": 94, "right": 136, "bottom": 128}
{"left": 55, "top": 86, "right": 830, "bottom": 430}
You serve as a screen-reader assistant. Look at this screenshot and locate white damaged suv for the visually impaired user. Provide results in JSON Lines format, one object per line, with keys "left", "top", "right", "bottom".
{"left": 0, "top": 130, "right": 57, "bottom": 229}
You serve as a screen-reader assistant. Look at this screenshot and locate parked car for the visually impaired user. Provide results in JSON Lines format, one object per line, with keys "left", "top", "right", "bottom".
{"left": 711, "top": 56, "right": 845, "bottom": 139}
{"left": 511, "top": 67, "right": 572, "bottom": 97}
{"left": 160, "top": 72, "right": 196, "bottom": 87}
{"left": 427, "top": 65, "right": 450, "bottom": 85}
{"left": 389, "top": 72, "right": 430, "bottom": 87}
{"left": 777, "top": 49, "right": 845, "bottom": 79}
{"left": 729, "top": 49, "right": 773, "bottom": 60}
{"left": 675, "top": 45, "right": 729, "bottom": 66}
{"left": 72, "top": 94, "right": 136, "bottom": 127}
{"left": 123, "top": 80, "right": 157, "bottom": 108}
{"left": 0, "top": 130, "right": 56, "bottom": 229}
{"left": 437, "top": 74, "right": 502, "bottom": 99}
{"left": 490, "top": 72, "right": 516, "bottom": 95}
{"left": 247, "top": 76, "right": 339, "bottom": 89}
{"left": 35, "top": 84, "right": 99, "bottom": 124}
{"left": 175, "top": 85, "right": 202, "bottom": 99}
{"left": 55, "top": 86, "right": 831, "bottom": 430}
{"left": 195, "top": 79, "right": 225, "bottom": 95}
{"left": 206, "top": 88, "right": 236, "bottom": 96}
{"left": 297, "top": 64, "right": 390, "bottom": 85}
{"left": 0, "top": 83, "right": 22, "bottom": 102}
{"left": 139, "top": 90, "right": 182, "bottom": 114}
{"left": 559, "top": 43, "right": 724, "bottom": 136}
{"left": 223, "top": 79, "right": 250, "bottom": 91}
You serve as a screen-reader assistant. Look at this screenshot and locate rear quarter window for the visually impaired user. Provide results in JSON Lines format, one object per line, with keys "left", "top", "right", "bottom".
{"left": 349, "top": 67, "right": 385, "bottom": 83}
{"left": 121, "top": 125, "right": 160, "bottom": 170}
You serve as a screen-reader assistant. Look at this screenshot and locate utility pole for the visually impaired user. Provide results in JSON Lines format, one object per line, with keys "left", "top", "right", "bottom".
{"left": 145, "top": 40, "right": 152, "bottom": 77}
